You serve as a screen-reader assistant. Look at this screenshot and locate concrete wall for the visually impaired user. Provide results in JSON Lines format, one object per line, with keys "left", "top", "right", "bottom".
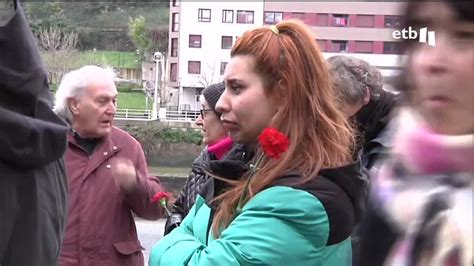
{"left": 114, "top": 120, "right": 202, "bottom": 167}
{"left": 159, "top": 176, "right": 188, "bottom": 197}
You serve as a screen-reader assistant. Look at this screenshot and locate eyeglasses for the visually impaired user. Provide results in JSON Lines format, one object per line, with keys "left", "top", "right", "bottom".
{"left": 199, "top": 108, "right": 214, "bottom": 118}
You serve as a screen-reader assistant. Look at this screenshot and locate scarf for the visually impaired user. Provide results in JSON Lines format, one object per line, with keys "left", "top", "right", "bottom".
{"left": 207, "top": 137, "right": 233, "bottom": 160}
{"left": 373, "top": 108, "right": 473, "bottom": 266}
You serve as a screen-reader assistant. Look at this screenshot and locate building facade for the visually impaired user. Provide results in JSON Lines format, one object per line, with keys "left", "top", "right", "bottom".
{"left": 168, "top": 1, "right": 405, "bottom": 111}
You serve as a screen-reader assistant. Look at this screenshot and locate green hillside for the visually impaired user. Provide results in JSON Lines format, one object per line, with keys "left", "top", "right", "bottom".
{"left": 26, "top": 2, "right": 169, "bottom": 30}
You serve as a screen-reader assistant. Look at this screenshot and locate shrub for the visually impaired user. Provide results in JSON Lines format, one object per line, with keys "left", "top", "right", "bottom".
{"left": 122, "top": 125, "right": 202, "bottom": 156}
{"left": 116, "top": 82, "right": 136, "bottom": 93}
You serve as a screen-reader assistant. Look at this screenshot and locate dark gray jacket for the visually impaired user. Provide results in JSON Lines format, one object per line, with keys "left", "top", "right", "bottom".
{"left": 0, "top": 2, "right": 69, "bottom": 265}
{"left": 164, "top": 148, "right": 212, "bottom": 235}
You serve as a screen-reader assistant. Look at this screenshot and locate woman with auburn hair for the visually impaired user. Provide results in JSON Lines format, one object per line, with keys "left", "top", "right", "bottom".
{"left": 150, "top": 20, "right": 367, "bottom": 265}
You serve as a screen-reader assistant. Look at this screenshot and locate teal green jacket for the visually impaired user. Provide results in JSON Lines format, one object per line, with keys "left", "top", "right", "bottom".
{"left": 150, "top": 161, "right": 366, "bottom": 266}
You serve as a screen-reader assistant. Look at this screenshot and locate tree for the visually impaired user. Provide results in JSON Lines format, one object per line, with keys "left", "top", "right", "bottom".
{"left": 26, "top": 2, "right": 75, "bottom": 35}
{"left": 38, "top": 25, "right": 79, "bottom": 87}
{"left": 26, "top": 2, "right": 79, "bottom": 87}
{"left": 128, "top": 16, "right": 149, "bottom": 59}
{"left": 129, "top": 16, "right": 169, "bottom": 61}
{"left": 197, "top": 61, "right": 223, "bottom": 88}
{"left": 38, "top": 26, "right": 78, "bottom": 52}
{"left": 149, "top": 26, "right": 169, "bottom": 56}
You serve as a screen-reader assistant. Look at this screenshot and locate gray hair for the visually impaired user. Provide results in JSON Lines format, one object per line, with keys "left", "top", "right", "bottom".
{"left": 54, "top": 65, "right": 115, "bottom": 123}
{"left": 327, "top": 55, "right": 383, "bottom": 105}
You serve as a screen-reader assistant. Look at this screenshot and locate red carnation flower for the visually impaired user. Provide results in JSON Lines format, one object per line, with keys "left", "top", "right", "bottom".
{"left": 151, "top": 191, "right": 170, "bottom": 204}
{"left": 151, "top": 191, "right": 172, "bottom": 216}
{"left": 258, "top": 128, "right": 289, "bottom": 159}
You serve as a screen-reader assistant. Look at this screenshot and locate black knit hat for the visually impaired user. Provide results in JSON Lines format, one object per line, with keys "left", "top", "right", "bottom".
{"left": 202, "top": 82, "right": 225, "bottom": 116}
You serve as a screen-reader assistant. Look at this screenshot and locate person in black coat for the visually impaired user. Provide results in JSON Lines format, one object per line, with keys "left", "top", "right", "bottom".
{"left": 164, "top": 82, "right": 232, "bottom": 235}
{"left": 327, "top": 55, "right": 398, "bottom": 265}
{"left": 0, "top": 1, "right": 69, "bottom": 265}
{"left": 327, "top": 55, "right": 397, "bottom": 170}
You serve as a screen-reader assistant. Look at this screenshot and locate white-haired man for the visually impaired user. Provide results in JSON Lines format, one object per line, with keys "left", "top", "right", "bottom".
{"left": 54, "top": 65, "right": 164, "bottom": 266}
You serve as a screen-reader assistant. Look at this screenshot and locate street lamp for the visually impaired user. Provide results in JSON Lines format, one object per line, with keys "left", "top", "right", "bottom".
{"left": 93, "top": 48, "right": 97, "bottom": 65}
{"left": 135, "top": 49, "right": 140, "bottom": 63}
{"left": 135, "top": 49, "right": 141, "bottom": 84}
{"left": 152, "top": 51, "right": 162, "bottom": 120}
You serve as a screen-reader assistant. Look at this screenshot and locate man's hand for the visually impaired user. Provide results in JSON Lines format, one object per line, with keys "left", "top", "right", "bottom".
{"left": 110, "top": 158, "right": 138, "bottom": 193}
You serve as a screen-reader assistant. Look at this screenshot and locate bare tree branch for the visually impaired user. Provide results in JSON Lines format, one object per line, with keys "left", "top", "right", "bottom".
{"left": 197, "top": 61, "right": 222, "bottom": 88}
{"left": 37, "top": 25, "right": 78, "bottom": 86}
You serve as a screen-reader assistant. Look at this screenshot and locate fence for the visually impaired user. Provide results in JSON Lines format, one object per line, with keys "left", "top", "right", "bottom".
{"left": 114, "top": 108, "right": 199, "bottom": 122}
{"left": 164, "top": 110, "right": 199, "bottom": 122}
{"left": 115, "top": 109, "right": 152, "bottom": 121}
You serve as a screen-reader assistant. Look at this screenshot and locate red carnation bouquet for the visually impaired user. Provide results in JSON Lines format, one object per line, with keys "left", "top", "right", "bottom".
{"left": 236, "top": 127, "right": 289, "bottom": 213}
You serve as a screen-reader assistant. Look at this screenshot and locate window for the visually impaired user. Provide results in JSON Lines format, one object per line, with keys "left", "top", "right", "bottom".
{"left": 385, "top": 16, "right": 402, "bottom": 28}
{"left": 356, "top": 15, "right": 375, "bottom": 27}
{"left": 172, "top": 0, "right": 179, "bottom": 7}
{"left": 332, "top": 40, "right": 348, "bottom": 53}
{"left": 170, "top": 63, "right": 177, "bottom": 82}
{"left": 237, "top": 10, "right": 254, "bottom": 24}
{"left": 292, "top": 12, "right": 305, "bottom": 21}
{"left": 221, "top": 36, "right": 233, "bottom": 49}
{"left": 188, "top": 61, "right": 201, "bottom": 74}
{"left": 189, "top": 35, "right": 201, "bottom": 48}
{"left": 172, "top": 13, "right": 179, "bottom": 32}
{"left": 264, "top": 11, "right": 283, "bottom": 24}
{"left": 355, "top": 41, "right": 373, "bottom": 53}
{"left": 222, "top": 10, "right": 233, "bottom": 23}
{"left": 171, "top": 38, "right": 178, "bottom": 57}
{"left": 383, "top": 42, "right": 401, "bottom": 54}
{"left": 316, "top": 14, "right": 329, "bottom": 26}
{"left": 220, "top": 62, "right": 228, "bottom": 75}
{"left": 316, "top": 39, "right": 327, "bottom": 52}
{"left": 332, "top": 14, "right": 349, "bottom": 27}
{"left": 198, "top": 8, "right": 211, "bottom": 22}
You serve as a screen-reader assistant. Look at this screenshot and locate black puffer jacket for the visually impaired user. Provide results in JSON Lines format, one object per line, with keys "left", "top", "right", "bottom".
{"left": 164, "top": 148, "right": 214, "bottom": 235}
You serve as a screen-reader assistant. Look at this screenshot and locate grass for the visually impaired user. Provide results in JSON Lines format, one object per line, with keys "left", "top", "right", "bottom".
{"left": 40, "top": 50, "right": 141, "bottom": 70}
{"left": 74, "top": 50, "right": 141, "bottom": 69}
{"left": 117, "top": 91, "right": 149, "bottom": 109}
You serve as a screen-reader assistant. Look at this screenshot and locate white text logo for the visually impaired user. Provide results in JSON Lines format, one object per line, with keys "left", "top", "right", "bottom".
{"left": 392, "top": 27, "right": 436, "bottom": 46}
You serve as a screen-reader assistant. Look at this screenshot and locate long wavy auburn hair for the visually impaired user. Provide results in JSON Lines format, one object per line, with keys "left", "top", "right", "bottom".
{"left": 212, "top": 20, "right": 354, "bottom": 238}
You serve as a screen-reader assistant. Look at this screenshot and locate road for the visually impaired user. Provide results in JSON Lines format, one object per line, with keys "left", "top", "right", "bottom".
{"left": 136, "top": 218, "right": 166, "bottom": 264}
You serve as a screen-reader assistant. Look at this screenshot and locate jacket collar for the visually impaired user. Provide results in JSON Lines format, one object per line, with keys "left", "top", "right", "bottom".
{"left": 67, "top": 126, "right": 122, "bottom": 181}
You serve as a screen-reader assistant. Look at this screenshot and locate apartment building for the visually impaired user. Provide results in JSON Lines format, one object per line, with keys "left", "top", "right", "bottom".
{"left": 168, "top": 1, "right": 404, "bottom": 111}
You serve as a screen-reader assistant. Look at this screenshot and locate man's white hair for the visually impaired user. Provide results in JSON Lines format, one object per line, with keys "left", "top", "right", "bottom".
{"left": 54, "top": 65, "right": 115, "bottom": 123}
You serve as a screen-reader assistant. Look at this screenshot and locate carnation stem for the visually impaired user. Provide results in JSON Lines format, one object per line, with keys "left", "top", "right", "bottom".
{"left": 236, "top": 152, "right": 265, "bottom": 214}
{"left": 163, "top": 205, "right": 172, "bottom": 217}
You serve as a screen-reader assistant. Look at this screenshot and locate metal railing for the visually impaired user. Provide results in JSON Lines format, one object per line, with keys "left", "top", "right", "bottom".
{"left": 115, "top": 109, "right": 152, "bottom": 121}
{"left": 114, "top": 108, "right": 199, "bottom": 122}
{"left": 164, "top": 110, "right": 199, "bottom": 122}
